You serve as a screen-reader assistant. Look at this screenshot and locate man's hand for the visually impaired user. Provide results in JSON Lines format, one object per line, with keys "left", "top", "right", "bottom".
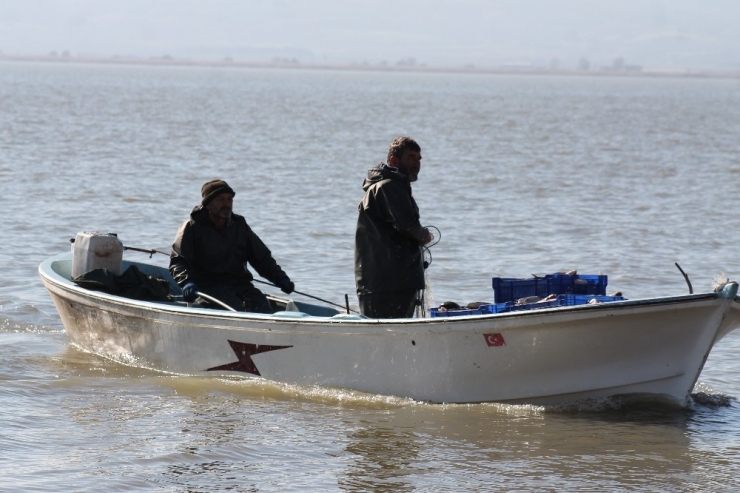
{"left": 423, "top": 228, "right": 433, "bottom": 244}
{"left": 181, "top": 282, "right": 199, "bottom": 303}
{"left": 277, "top": 276, "right": 295, "bottom": 295}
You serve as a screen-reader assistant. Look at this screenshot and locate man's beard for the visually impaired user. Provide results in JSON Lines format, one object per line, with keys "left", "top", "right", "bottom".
{"left": 208, "top": 204, "right": 232, "bottom": 219}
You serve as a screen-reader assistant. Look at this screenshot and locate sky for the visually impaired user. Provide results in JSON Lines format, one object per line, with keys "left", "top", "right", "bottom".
{"left": 1, "top": 0, "right": 738, "bottom": 71}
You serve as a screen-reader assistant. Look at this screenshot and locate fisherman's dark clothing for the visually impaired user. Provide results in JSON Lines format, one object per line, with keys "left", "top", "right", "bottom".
{"left": 357, "top": 289, "right": 419, "bottom": 319}
{"left": 170, "top": 206, "right": 289, "bottom": 313}
{"left": 355, "top": 163, "right": 427, "bottom": 318}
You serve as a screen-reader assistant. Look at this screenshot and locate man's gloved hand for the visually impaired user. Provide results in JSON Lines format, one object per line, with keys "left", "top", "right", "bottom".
{"left": 277, "top": 276, "right": 294, "bottom": 295}
{"left": 181, "top": 282, "right": 199, "bottom": 303}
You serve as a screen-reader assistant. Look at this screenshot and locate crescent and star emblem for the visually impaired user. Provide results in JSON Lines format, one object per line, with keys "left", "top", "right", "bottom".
{"left": 484, "top": 333, "right": 506, "bottom": 347}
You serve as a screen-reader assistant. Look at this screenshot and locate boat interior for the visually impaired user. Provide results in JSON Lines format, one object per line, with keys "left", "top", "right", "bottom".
{"left": 50, "top": 256, "right": 345, "bottom": 318}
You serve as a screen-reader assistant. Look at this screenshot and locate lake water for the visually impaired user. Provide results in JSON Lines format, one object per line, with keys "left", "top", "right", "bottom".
{"left": 2, "top": 61, "right": 740, "bottom": 491}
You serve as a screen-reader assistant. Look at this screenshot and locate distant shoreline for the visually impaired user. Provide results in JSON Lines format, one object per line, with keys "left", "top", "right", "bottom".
{"left": 2, "top": 53, "right": 739, "bottom": 80}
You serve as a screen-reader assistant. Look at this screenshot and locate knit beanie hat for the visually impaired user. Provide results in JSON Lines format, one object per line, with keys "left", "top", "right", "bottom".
{"left": 201, "top": 179, "right": 235, "bottom": 206}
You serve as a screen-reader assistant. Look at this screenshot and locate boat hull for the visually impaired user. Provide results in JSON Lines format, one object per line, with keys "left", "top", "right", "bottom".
{"left": 40, "top": 254, "right": 740, "bottom": 406}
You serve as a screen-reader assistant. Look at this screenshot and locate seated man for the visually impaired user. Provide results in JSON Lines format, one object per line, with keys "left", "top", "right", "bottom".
{"left": 170, "top": 179, "right": 294, "bottom": 313}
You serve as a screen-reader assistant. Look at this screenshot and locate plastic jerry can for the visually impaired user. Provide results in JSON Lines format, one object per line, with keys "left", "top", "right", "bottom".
{"left": 71, "top": 232, "right": 124, "bottom": 279}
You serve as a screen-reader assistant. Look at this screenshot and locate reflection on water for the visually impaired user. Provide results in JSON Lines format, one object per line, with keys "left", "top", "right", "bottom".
{"left": 334, "top": 403, "right": 704, "bottom": 491}
{"left": 341, "top": 422, "right": 421, "bottom": 492}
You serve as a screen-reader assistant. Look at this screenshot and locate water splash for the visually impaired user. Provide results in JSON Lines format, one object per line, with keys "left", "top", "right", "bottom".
{"left": 712, "top": 272, "right": 730, "bottom": 292}
{"left": 691, "top": 391, "right": 735, "bottom": 408}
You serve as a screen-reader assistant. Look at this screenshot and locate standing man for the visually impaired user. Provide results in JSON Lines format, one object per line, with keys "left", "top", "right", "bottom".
{"left": 354, "top": 137, "right": 432, "bottom": 318}
{"left": 170, "top": 179, "right": 294, "bottom": 313}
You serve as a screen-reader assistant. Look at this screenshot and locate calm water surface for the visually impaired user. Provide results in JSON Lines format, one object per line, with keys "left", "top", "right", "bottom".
{"left": 2, "top": 62, "right": 740, "bottom": 491}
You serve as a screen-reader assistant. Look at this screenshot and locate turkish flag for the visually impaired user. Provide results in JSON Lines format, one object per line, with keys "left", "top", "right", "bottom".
{"left": 484, "top": 333, "right": 506, "bottom": 347}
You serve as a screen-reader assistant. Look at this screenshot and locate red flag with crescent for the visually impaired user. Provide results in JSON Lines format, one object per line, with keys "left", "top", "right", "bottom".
{"left": 484, "top": 333, "right": 506, "bottom": 347}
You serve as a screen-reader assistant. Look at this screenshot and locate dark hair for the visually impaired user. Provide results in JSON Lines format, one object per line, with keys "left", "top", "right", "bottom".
{"left": 387, "top": 136, "right": 420, "bottom": 164}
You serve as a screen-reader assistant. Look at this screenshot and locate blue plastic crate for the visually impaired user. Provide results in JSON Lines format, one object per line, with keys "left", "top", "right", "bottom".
{"left": 559, "top": 294, "right": 625, "bottom": 306}
{"left": 546, "top": 274, "right": 607, "bottom": 296}
{"left": 492, "top": 274, "right": 608, "bottom": 303}
{"left": 477, "top": 302, "right": 513, "bottom": 314}
{"left": 429, "top": 294, "right": 625, "bottom": 318}
{"left": 431, "top": 299, "right": 571, "bottom": 318}
{"left": 508, "top": 298, "right": 564, "bottom": 311}
{"left": 430, "top": 302, "right": 511, "bottom": 318}
{"left": 491, "top": 277, "right": 550, "bottom": 304}
{"left": 430, "top": 307, "right": 481, "bottom": 318}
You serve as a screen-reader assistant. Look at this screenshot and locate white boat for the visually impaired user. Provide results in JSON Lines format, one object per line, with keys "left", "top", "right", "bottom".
{"left": 39, "top": 251, "right": 740, "bottom": 407}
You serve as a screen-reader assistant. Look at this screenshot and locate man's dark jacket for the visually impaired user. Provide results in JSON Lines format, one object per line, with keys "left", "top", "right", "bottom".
{"left": 170, "top": 206, "right": 288, "bottom": 289}
{"left": 355, "top": 164, "right": 427, "bottom": 295}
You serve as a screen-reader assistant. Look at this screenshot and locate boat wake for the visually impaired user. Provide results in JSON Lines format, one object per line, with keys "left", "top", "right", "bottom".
{"left": 541, "top": 392, "right": 733, "bottom": 414}
{"left": 691, "top": 391, "right": 735, "bottom": 408}
{"left": 690, "top": 381, "right": 736, "bottom": 408}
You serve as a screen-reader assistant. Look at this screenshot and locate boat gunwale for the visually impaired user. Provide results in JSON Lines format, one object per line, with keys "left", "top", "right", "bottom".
{"left": 39, "top": 252, "right": 726, "bottom": 331}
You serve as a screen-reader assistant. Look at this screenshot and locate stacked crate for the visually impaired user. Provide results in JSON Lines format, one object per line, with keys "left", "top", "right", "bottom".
{"left": 430, "top": 273, "right": 623, "bottom": 318}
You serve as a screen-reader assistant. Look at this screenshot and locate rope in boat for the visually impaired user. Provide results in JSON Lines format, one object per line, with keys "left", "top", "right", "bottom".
{"left": 417, "top": 225, "right": 441, "bottom": 318}
{"left": 422, "top": 225, "right": 441, "bottom": 270}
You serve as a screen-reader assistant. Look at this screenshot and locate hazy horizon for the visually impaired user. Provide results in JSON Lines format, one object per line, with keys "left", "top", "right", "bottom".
{"left": 1, "top": 1, "right": 739, "bottom": 72}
